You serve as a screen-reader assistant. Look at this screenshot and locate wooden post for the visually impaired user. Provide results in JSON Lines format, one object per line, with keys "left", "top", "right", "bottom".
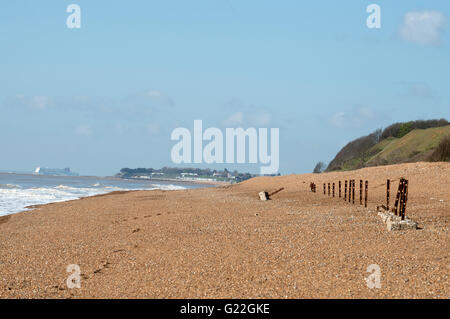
{"left": 269, "top": 187, "right": 285, "bottom": 197}
{"left": 344, "top": 180, "right": 347, "bottom": 201}
{"left": 324, "top": 183, "right": 326, "bottom": 195}
{"left": 328, "top": 183, "right": 330, "bottom": 196}
{"left": 360, "top": 179, "right": 363, "bottom": 205}
{"left": 399, "top": 179, "right": 405, "bottom": 218}
{"left": 393, "top": 178, "right": 404, "bottom": 216}
{"left": 349, "top": 180, "right": 352, "bottom": 203}
{"left": 332, "top": 183, "right": 335, "bottom": 197}
{"left": 352, "top": 180, "right": 355, "bottom": 205}
{"left": 339, "top": 181, "right": 342, "bottom": 198}
{"left": 386, "top": 179, "right": 390, "bottom": 210}
{"left": 401, "top": 180, "right": 409, "bottom": 220}
{"left": 365, "top": 181, "right": 368, "bottom": 208}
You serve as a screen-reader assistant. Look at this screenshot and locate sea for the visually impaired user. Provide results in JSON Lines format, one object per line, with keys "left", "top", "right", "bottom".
{"left": 0, "top": 173, "right": 209, "bottom": 216}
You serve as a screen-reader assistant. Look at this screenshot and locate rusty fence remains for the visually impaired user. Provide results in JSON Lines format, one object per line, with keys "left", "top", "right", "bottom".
{"left": 390, "top": 178, "right": 409, "bottom": 220}
{"left": 310, "top": 177, "right": 410, "bottom": 220}
{"left": 310, "top": 178, "right": 369, "bottom": 209}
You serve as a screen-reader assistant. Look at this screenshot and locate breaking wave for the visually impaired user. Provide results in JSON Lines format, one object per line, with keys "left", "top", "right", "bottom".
{"left": 0, "top": 183, "right": 185, "bottom": 216}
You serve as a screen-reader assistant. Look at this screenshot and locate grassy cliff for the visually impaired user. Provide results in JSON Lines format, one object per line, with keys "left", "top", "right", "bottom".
{"left": 326, "top": 121, "right": 450, "bottom": 172}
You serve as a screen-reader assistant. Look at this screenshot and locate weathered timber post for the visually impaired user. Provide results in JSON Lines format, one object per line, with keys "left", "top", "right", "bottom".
{"left": 401, "top": 180, "right": 409, "bottom": 220}
{"left": 393, "top": 178, "right": 403, "bottom": 215}
{"left": 332, "top": 183, "right": 335, "bottom": 197}
{"left": 399, "top": 179, "right": 408, "bottom": 220}
{"left": 324, "top": 183, "right": 326, "bottom": 195}
{"left": 386, "top": 179, "right": 390, "bottom": 210}
{"left": 344, "top": 180, "right": 347, "bottom": 201}
{"left": 352, "top": 180, "right": 355, "bottom": 205}
{"left": 365, "top": 181, "right": 368, "bottom": 208}
{"left": 348, "top": 180, "right": 352, "bottom": 203}
{"left": 328, "top": 183, "right": 330, "bottom": 196}
{"left": 399, "top": 179, "right": 405, "bottom": 218}
{"left": 339, "top": 181, "right": 342, "bottom": 198}
{"left": 360, "top": 179, "right": 363, "bottom": 205}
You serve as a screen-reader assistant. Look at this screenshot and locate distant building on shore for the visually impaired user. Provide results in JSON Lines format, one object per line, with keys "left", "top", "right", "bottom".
{"left": 34, "top": 167, "right": 79, "bottom": 176}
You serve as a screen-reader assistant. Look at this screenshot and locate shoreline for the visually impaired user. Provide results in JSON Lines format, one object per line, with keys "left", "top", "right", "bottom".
{"left": 0, "top": 162, "right": 448, "bottom": 298}
{"left": 0, "top": 175, "right": 221, "bottom": 218}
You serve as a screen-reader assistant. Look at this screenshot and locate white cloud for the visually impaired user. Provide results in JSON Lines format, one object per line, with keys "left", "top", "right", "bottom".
{"left": 223, "top": 111, "right": 244, "bottom": 126}
{"left": 30, "top": 96, "right": 51, "bottom": 110}
{"left": 143, "top": 90, "right": 175, "bottom": 107}
{"left": 330, "top": 112, "right": 346, "bottom": 128}
{"left": 223, "top": 108, "right": 273, "bottom": 127}
{"left": 75, "top": 125, "right": 92, "bottom": 137}
{"left": 330, "top": 107, "right": 375, "bottom": 128}
{"left": 250, "top": 111, "right": 272, "bottom": 126}
{"left": 399, "top": 10, "right": 447, "bottom": 46}
{"left": 4, "top": 89, "right": 175, "bottom": 113}
{"left": 4, "top": 95, "right": 53, "bottom": 110}
{"left": 147, "top": 123, "right": 160, "bottom": 135}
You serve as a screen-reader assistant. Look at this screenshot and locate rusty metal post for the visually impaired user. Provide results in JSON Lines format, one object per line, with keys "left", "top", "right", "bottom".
{"left": 386, "top": 179, "right": 390, "bottom": 210}
{"left": 401, "top": 179, "right": 409, "bottom": 220}
{"left": 333, "top": 183, "right": 335, "bottom": 197}
{"left": 399, "top": 179, "right": 405, "bottom": 218}
{"left": 348, "top": 180, "right": 352, "bottom": 203}
{"left": 352, "top": 180, "right": 355, "bottom": 204}
{"left": 365, "top": 181, "right": 368, "bottom": 208}
{"left": 393, "top": 178, "right": 403, "bottom": 215}
{"left": 360, "top": 179, "right": 363, "bottom": 205}
{"left": 344, "top": 180, "right": 347, "bottom": 201}
{"left": 339, "top": 181, "right": 341, "bottom": 198}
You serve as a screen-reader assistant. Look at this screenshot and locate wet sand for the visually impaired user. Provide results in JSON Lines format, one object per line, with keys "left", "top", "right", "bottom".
{"left": 0, "top": 162, "right": 448, "bottom": 298}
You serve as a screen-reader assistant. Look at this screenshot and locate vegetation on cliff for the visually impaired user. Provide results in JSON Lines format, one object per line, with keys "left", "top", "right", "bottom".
{"left": 325, "top": 119, "right": 449, "bottom": 172}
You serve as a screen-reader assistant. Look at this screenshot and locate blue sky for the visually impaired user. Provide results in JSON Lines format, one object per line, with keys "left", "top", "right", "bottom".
{"left": 1, "top": 1, "right": 449, "bottom": 176}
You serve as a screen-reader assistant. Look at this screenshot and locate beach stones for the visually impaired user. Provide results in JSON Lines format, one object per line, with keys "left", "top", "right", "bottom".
{"left": 377, "top": 211, "right": 418, "bottom": 231}
{"left": 259, "top": 191, "right": 269, "bottom": 201}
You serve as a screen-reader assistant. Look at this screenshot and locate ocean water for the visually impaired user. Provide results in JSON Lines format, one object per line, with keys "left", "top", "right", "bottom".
{"left": 0, "top": 173, "right": 207, "bottom": 216}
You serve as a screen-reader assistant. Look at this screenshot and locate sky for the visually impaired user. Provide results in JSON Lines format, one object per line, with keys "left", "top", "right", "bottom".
{"left": 0, "top": 0, "right": 449, "bottom": 176}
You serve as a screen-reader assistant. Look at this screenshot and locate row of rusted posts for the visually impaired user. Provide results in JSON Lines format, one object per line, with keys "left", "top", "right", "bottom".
{"left": 318, "top": 179, "right": 368, "bottom": 208}
{"left": 313, "top": 178, "right": 409, "bottom": 219}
